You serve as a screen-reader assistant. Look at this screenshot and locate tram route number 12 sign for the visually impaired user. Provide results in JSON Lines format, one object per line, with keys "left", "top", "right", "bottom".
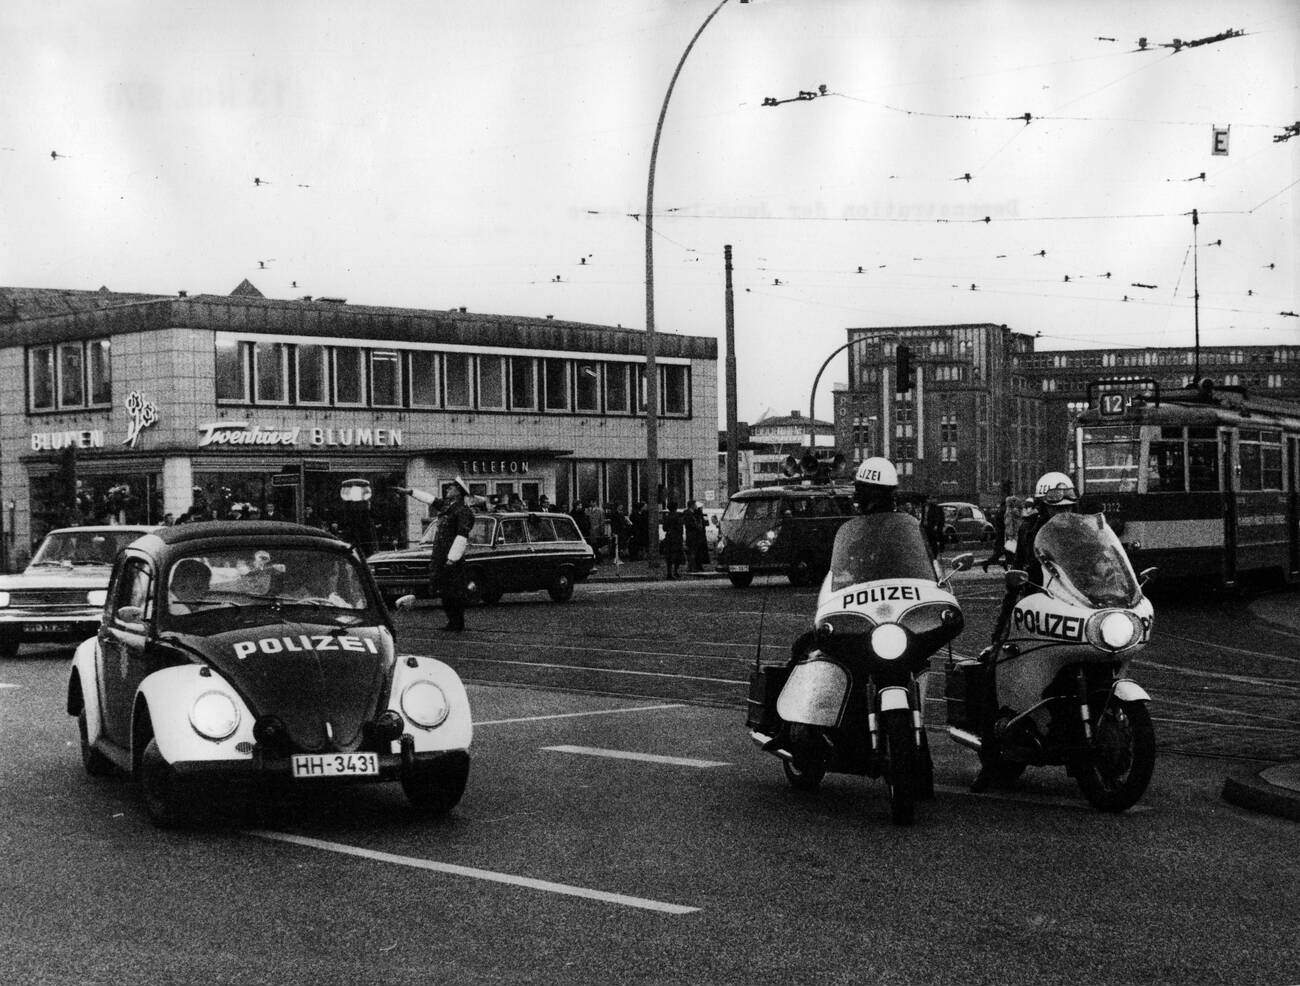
{"left": 1099, "top": 391, "right": 1126, "bottom": 417}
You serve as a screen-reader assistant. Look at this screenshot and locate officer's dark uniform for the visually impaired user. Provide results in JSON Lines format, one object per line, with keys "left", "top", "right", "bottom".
{"left": 428, "top": 493, "right": 476, "bottom": 632}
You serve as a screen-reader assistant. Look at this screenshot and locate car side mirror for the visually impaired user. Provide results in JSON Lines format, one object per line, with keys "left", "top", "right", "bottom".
{"left": 117, "top": 605, "right": 144, "bottom": 624}
{"left": 1005, "top": 569, "right": 1029, "bottom": 589}
{"left": 1139, "top": 566, "right": 1158, "bottom": 585}
{"left": 949, "top": 552, "right": 974, "bottom": 572}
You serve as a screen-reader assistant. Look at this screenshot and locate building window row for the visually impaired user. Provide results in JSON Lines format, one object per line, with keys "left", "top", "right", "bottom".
{"left": 29, "top": 340, "right": 113, "bottom": 412}
{"left": 212, "top": 340, "right": 691, "bottom": 417}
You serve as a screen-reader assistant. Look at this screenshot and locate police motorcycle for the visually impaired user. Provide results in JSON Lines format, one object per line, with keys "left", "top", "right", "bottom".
{"left": 746, "top": 458, "right": 972, "bottom": 825}
{"left": 945, "top": 505, "right": 1156, "bottom": 812}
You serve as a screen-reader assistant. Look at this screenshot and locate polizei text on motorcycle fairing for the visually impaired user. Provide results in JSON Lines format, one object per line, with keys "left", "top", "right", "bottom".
{"left": 233, "top": 634, "right": 381, "bottom": 659}
{"left": 1012, "top": 605, "right": 1085, "bottom": 641}
{"left": 842, "top": 585, "right": 923, "bottom": 608}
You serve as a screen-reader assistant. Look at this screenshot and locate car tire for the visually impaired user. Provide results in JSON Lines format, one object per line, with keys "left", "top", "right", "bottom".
{"left": 479, "top": 584, "right": 503, "bottom": 606}
{"left": 0, "top": 637, "right": 20, "bottom": 660}
{"left": 401, "top": 757, "right": 469, "bottom": 816}
{"left": 727, "top": 573, "right": 754, "bottom": 588}
{"left": 139, "top": 737, "right": 187, "bottom": 828}
{"left": 548, "top": 570, "right": 574, "bottom": 603}
{"left": 78, "top": 709, "right": 115, "bottom": 777}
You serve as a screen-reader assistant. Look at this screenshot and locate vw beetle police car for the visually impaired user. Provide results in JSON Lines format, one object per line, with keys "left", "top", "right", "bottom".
{"left": 67, "top": 521, "right": 472, "bottom": 826}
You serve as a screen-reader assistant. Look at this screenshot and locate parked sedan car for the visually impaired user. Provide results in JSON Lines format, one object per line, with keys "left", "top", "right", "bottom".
{"left": 367, "top": 511, "right": 596, "bottom": 606}
{"left": 67, "top": 521, "right": 472, "bottom": 826}
{"left": 939, "top": 502, "right": 996, "bottom": 544}
{"left": 0, "top": 525, "right": 155, "bottom": 658}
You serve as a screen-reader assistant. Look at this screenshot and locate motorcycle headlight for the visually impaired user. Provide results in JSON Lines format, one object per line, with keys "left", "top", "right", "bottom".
{"left": 189, "top": 690, "right": 241, "bottom": 741}
{"left": 401, "top": 680, "right": 450, "bottom": 729}
{"left": 870, "top": 623, "right": 908, "bottom": 660}
{"left": 86, "top": 589, "right": 107, "bottom": 606}
{"left": 0, "top": 591, "right": 9, "bottom": 607}
{"left": 1090, "top": 610, "right": 1141, "bottom": 651}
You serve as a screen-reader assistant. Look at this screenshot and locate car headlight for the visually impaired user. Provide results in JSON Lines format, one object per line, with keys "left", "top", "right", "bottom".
{"left": 401, "top": 680, "right": 450, "bottom": 729}
{"left": 755, "top": 529, "right": 777, "bottom": 552}
{"left": 86, "top": 589, "right": 107, "bottom": 606}
{"left": 0, "top": 591, "right": 9, "bottom": 607}
{"left": 1091, "top": 610, "right": 1141, "bottom": 651}
{"left": 189, "top": 690, "right": 241, "bottom": 741}
{"left": 870, "top": 623, "right": 908, "bottom": 660}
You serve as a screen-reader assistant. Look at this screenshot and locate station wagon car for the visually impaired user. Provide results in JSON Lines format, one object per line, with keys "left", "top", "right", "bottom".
{"left": 67, "top": 521, "right": 472, "bottom": 827}
{"left": 367, "top": 511, "right": 596, "bottom": 606}
{"left": 0, "top": 525, "right": 155, "bottom": 658}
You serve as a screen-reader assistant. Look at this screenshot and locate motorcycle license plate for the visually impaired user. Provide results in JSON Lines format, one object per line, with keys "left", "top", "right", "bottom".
{"left": 291, "top": 752, "right": 379, "bottom": 779}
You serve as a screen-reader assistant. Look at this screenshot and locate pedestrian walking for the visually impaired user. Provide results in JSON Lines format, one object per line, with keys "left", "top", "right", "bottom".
{"left": 629, "top": 502, "right": 648, "bottom": 561}
{"left": 980, "top": 494, "right": 1021, "bottom": 572}
{"left": 660, "top": 501, "right": 685, "bottom": 579}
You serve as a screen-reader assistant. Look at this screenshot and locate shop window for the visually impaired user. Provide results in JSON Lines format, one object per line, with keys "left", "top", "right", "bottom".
{"left": 605, "top": 363, "right": 631, "bottom": 414}
{"left": 509, "top": 357, "right": 536, "bottom": 411}
{"left": 297, "top": 344, "right": 328, "bottom": 404}
{"left": 370, "top": 349, "right": 401, "bottom": 407}
{"left": 88, "top": 340, "right": 112, "bottom": 405}
{"left": 335, "top": 348, "right": 366, "bottom": 405}
{"left": 252, "top": 342, "right": 288, "bottom": 403}
{"left": 410, "top": 351, "right": 439, "bottom": 407}
{"left": 215, "top": 340, "right": 248, "bottom": 401}
{"left": 478, "top": 354, "right": 506, "bottom": 409}
{"left": 444, "top": 352, "right": 472, "bottom": 408}
{"left": 575, "top": 460, "right": 601, "bottom": 507}
{"left": 662, "top": 364, "right": 688, "bottom": 415}
{"left": 661, "top": 460, "right": 691, "bottom": 507}
{"left": 59, "top": 343, "right": 85, "bottom": 406}
{"left": 576, "top": 361, "right": 600, "bottom": 412}
{"left": 543, "top": 359, "right": 570, "bottom": 411}
{"left": 29, "top": 345, "right": 56, "bottom": 410}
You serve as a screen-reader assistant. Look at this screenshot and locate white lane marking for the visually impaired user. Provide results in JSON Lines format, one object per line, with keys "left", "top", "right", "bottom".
{"left": 1158, "top": 630, "right": 1300, "bottom": 665}
{"left": 1135, "top": 658, "right": 1300, "bottom": 693}
{"left": 0, "top": 683, "right": 19, "bottom": 690}
{"left": 247, "top": 830, "right": 699, "bottom": 915}
{"left": 934, "top": 783, "right": 1153, "bottom": 813}
{"left": 476, "top": 703, "right": 686, "bottom": 727}
{"left": 458, "top": 636, "right": 756, "bottom": 664}
{"left": 455, "top": 654, "right": 742, "bottom": 686}
{"left": 1157, "top": 695, "right": 1300, "bottom": 726}
{"left": 542, "top": 745, "right": 730, "bottom": 768}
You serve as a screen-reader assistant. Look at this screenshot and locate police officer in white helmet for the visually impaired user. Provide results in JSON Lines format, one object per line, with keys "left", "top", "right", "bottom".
{"left": 853, "top": 456, "right": 900, "bottom": 515}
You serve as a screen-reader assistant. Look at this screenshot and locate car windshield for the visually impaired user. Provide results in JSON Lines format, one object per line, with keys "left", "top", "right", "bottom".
{"left": 829, "top": 512, "right": 936, "bottom": 591}
{"left": 30, "top": 530, "right": 145, "bottom": 567}
{"left": 165, "top": 546, "right": 369, "bottom": 618}
{"left": 722, "top": 497, "right": 780, "bottom": 523}
{"left": 1034, "top": 512, "right": 1142, "bottom": 608}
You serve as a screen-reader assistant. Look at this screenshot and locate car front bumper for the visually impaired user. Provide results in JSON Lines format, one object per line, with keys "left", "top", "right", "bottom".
{"left": 0, "top": 612, "right": 99, "bottom": 642}
{"left": 169, "top": 747, "right": 469, "bottom": 785}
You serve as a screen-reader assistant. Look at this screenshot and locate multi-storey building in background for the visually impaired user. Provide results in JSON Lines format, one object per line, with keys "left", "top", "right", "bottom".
{"left": 833, "top": 322, "right": 1300, "bottom": 509}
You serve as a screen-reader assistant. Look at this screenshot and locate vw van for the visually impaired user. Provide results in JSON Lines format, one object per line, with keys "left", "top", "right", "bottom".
{"left": 715, "top": 485, "right": 855, "bottom": 587}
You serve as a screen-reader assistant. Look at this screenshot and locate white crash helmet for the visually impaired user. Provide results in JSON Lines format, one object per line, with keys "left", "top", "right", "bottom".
{"left": 854, "top": 457, "right": 899, "bottom": 488}
{"left": 1033, "top": 471, "right": 1077, "bottom": 506}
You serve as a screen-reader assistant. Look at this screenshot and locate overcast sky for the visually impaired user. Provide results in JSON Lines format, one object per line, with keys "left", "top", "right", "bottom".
{"left": 2, "top": 0, "right": 1296, "bottom": 423}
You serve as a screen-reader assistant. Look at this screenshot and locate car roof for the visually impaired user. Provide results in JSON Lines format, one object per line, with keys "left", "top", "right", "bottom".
{"left": 730, "top": 486, "right": 853, "bottom": 500}
{"left": 477, "top": 511, "right": 578, "bottom": 521}
{"left": 149, "top": 520, "right": 347, "bottom": 545}
{"left": 45, "top": 525, "right": 156, "bottom": 536}
{"left": 939, "top": 501, "right": 978, "bottom": 508}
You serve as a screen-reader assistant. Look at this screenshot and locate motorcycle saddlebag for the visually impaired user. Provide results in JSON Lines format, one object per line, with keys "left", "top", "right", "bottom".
{"left": 945, "top": 659, "right": 993, "bottom": 732}
{"left": 746, "top": 665, "right": 792, "bottom": 732}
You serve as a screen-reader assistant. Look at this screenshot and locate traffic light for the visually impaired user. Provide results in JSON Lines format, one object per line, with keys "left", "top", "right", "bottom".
{"left": 895, "top": 343, "right": 913, "bottom": 392}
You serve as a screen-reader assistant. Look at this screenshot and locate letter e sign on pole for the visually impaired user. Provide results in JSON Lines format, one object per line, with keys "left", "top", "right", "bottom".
{"left": 1211, "top": 125, "right": 1230, "bottom": 156}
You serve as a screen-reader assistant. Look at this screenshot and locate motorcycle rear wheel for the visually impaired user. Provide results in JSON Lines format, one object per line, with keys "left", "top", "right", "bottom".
{"left": 1075, "top": 699, "right": 1155, "bottom": 813}
{"left": 882, "top": 710, "right": 916, "bottom": 826}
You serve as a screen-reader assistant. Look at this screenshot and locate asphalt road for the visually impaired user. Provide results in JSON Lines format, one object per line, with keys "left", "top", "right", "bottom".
{"left": 2, "top": 573, "right": 1297, "bottom": 985}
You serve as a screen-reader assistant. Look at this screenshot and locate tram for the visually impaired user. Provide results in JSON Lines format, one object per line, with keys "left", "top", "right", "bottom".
{"left": 1074, "top": 378, "right": 1300, "bottom": 587}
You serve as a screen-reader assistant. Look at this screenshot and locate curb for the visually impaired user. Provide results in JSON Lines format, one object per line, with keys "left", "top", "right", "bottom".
{"left": 1221, "top": 766, "right": 1300, "bottom": 823}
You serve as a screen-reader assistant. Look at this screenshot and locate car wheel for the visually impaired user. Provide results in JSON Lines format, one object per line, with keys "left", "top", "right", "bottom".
{"left": 479, "top": 584, "right": 503, "bottom": 606}
{"left": 139, "top": 738, "right": 187, "bottom": 828}
{"left": 78, "top": 709, "right": 115, "bottom": 777}
{"left": 0, "top": 636, "right": 20, "bottom": 660}
{"left": 548, "top": 570, "right": 574, "bottom": 602}
{"left": 401, "top": 756, "right": 469, "bottom": 816}
{"left": 727, "top": 573, "right": 754, "bottom": 588}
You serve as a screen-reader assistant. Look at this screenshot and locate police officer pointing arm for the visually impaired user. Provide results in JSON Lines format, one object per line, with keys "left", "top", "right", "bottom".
{"left": 427, "top": 477, "right": 476, "bottom": 633}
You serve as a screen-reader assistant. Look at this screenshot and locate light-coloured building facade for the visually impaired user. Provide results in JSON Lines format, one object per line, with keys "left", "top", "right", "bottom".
{"left": 1, "top": 285, "right": 718, "bottom": 564}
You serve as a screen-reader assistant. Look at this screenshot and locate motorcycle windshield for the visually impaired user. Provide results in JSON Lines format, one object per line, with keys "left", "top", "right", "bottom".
{"left": 1034, "top": 512, "right": 1142, "bottom": 608}
{"left": 828, "top": 512, "right": 935, "bottom": 591}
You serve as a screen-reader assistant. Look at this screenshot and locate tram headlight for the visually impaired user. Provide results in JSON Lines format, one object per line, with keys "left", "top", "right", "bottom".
{"left": 1089, "top": 610, "right": 1141, "bottom": 651}
{"left": 870, "top": 623, "right": 908, "bottom": 660}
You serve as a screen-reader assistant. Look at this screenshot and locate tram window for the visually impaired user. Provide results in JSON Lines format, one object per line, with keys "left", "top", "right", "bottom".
{"left": 1239, "top": 442, "right": 1262, "bottom": 490}
{"left": 1081, "top": 441, "right": 1139, "bottom": 493}
{"left": 1147, "top": 439, "right": 1186, "bottom": 492}
{"left": 1187, "top": 429, "right": 1219, "bottom": 491}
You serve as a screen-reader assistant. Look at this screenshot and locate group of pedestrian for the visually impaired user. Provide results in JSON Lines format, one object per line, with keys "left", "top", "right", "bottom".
{"left": 659, "top": 501, "right": 711, "bottom": 579}
{"left": 979, "top": 492, "right": 1031, "bottom": 572}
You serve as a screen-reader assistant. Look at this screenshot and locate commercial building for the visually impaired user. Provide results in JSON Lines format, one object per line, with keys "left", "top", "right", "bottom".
{"left": 1, "top": 284, "right": 717, "bottom": 563}
{"left": 833, "top": 322, "right": 1300, "bottom": 506}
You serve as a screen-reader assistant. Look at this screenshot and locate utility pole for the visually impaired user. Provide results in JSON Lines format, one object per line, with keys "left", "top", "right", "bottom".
{"left": 724, "top": 244, "right": 739, "bottom": 496}
{"left": 1192, "top": 208, "right": 1201, "bottom": 382}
